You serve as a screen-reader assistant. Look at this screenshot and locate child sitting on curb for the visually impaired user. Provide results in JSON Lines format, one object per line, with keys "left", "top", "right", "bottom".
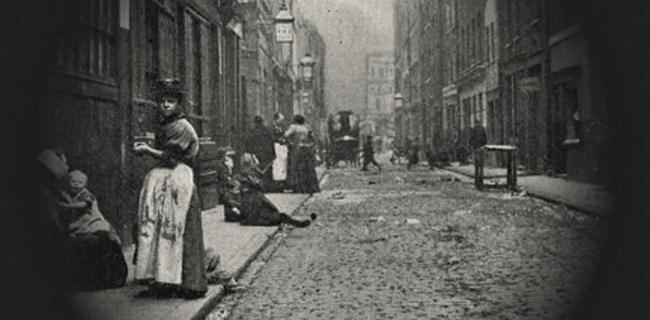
{"left": 216, "top": 147, "right": 243, "bottom": 222}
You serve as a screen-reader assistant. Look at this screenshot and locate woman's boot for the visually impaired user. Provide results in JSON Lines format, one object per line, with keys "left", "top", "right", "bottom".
{"left": 278, "top": 213, "right": 311, "bottom": 228}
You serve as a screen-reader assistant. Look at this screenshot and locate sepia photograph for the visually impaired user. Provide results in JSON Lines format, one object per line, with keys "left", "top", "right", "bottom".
{"left": 1, "top": 0, "right": 649, "bottom": 319}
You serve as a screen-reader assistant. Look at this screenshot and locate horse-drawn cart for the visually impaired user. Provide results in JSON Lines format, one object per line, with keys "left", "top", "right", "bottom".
{"left": 326, "top": 111, "right": 360, "bottom": 168}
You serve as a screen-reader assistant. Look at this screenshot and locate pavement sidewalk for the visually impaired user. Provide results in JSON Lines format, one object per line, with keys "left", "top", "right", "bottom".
{"left": 70, "top": 167, "right": 327, "bottom": 320}
{"left": 443, "top": 164, "right": 612, "bottom": 217}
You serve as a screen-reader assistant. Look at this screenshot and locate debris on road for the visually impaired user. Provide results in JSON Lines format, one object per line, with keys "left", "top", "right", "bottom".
{"left": 405, "top": 218, "right": 421, "bottom": 224}
{"left": 453, "top": 210, "right": 472, "bottom": 216}
{"left": 331, "top": 192, "right": 345, "bottom": 199}
{"left": 439, "top": 176, "right": 462, "bottom": 182}
{"left": 207, "top": 308, "right": 230, "bottom": 320}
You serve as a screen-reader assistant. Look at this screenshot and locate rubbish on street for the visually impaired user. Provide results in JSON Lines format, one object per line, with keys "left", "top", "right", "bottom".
{"left": 358, "top": 237, "right": 388, "bottom": 243}
{"left": 331, "top": 192, "right": 345, "bottom": 199}
{"left": 501, "top": 190, "right": 527, "bottom": 199}
{"left": 453, "top": 210, "right": 472, "bottom": 216}
{"left": 447, "top": 256, "right": 461, "bottom": 265}
{"left": 406, "top": 218, "right": 421, "bottom": 224}
{"left": 207, "top": 308, "right": 230, "bottom": 320}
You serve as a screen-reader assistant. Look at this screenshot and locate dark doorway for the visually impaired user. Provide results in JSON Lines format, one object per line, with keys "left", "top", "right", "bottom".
{"left": 548, "top": 83, "right": 571, "bottom": 175}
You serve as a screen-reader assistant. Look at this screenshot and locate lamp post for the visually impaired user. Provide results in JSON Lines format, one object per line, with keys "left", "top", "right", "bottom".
{"left": 300, "top": 53, "right": 316, "bottom": 83}
{"left": 394, "top": 93, "right": 404, "bottom": 108}
{"left": 299, "top": 53, "right": 316, "bottom": 118}
{"left": 273, "top": 0, "right": 295, "bottom": 119}
{"left": 274, "top": 1, "right": 295, "bottom": 43}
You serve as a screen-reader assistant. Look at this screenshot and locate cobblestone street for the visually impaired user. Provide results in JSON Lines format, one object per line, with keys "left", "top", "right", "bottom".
{"left": 210, "top": 165, "right": 603, "bottom": 320}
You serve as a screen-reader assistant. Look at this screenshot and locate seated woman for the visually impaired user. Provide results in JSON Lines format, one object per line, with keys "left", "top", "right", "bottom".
{"left": 215, "top": 147, "right": 243, "bottom": 223}
{"left": 36, "top": 149, "right": 127, "bottom": 291}
{"left": 236, "top": 153, "right": 316, "bottom": 227}
{"left": 59, "top": 169, "right": 127, "bottom": 290}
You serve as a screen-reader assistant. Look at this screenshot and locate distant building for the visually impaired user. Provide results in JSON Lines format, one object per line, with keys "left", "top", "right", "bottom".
{"left": 392, "top": 0, "right": 609, "bottom": 184}
{"left": 364, "top": 52, "right": 395, "bottom": 151}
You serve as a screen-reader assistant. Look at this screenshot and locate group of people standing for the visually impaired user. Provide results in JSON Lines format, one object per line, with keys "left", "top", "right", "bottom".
{"left": 244, "top": 112, "right": 321, "bottom": 194}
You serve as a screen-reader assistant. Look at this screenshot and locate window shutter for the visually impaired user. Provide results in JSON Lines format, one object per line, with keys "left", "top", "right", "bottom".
{"left": 201, "top": 22, "right": 210, "bottom": 118}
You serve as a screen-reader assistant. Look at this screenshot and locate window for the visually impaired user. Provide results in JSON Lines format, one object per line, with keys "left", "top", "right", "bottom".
{"left": 471, "top": 95, "right": 477, "bottom": 123}
{"left": 490, "top": 23, "right": 496, "bottom": 61}
{"left": 370, "top": 67, "right": 375, "bottom": 78}
{"left": 55, "top": 0, "right": 118, "bottom": 79}
{"left": 376, "top": 97, "right": 381, "bottom": 110}
{"left": 184, "top": 9, "right": 210, "bottom": 134}
{"left": 142, "top": 0, "right": 176, "bottom": 96}
{"left": 476, "top": 13, "right": 482, "bottom": 62}
{"left": 478, "top": 92, "right": 480, "bottom": 127}
{"left": 470, "top": 19, "right": 475, "bottom": 63}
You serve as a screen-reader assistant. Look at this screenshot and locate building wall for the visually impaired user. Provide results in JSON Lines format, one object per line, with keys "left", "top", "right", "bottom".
{"left": 46, "top": 0, "right": 245, "bottom": 246}
{"left": 393, "top": 0, "right": 606, "bottom": 184}
{"left": 365, "top": 52, "right": 395, "bottom": 149}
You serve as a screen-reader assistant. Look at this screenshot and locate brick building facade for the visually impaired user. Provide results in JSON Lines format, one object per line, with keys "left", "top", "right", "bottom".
{"left": 393, "top": 0, "right": 608, "bottom": 184}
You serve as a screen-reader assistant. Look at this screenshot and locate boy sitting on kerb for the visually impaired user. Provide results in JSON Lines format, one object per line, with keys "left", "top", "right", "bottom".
{"left": 59, "top": 170, "right": 121, "bottom": 244}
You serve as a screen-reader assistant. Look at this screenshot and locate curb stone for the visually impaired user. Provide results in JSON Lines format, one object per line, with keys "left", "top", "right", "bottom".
{"left": 192, "top": 169, "right": 329, "bottom": 320}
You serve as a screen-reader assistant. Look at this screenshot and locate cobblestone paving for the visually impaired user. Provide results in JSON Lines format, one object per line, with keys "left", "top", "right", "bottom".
{"left": 215, "top": 165, "right": 603, "bottom": 320}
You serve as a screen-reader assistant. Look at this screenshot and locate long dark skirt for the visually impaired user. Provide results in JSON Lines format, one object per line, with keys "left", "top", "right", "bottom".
{"left": 66, "top": 231, "right": 127, "bottom": 291}
{"left": 240, "top": 188, "right": 284, "bottom": 226}
{"left": 180, "top": 188, "right": 208, "bottom": 294}
{"left": 287, "top": 146, "right": 320, "bottom": 193}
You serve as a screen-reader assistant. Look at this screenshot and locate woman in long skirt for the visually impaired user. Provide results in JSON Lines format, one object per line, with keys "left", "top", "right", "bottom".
{"left": 285, "top": 115, "right": 320, "bottom": 194}
{"left": 132, "top": 79, "right": 207, "bottom": 299}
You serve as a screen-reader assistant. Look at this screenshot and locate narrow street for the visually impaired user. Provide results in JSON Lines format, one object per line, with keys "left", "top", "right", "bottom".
{"left": 209, "top": 163, "right": 603, "bottom": 320}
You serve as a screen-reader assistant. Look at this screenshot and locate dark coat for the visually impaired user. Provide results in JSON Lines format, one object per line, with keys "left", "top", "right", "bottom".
{"left": 244, "top": 124, "right": 276, "bottom": 167}
{"left": 469, "top": 125, "right": 488, "bottom": 149}
{"left": 237, "top": 169, "right": 284, "bottom": 226}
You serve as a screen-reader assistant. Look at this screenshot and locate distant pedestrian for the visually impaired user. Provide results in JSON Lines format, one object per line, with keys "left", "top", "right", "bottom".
{"left": 284, "top": 115, "right": 320, "bottom": 194}
{"left": 361, "top": 136, "right": 381, "bottom": 172}
{"left": 425, "top": 144, "right": 436, "bottom": 170}
{"left": 469, "top": 119, "right": 488, "bottom": 186}
{"left": 407, "top": 138, "right": 420, "bottom": 170}
{"left": 271, "top": 113, "right": 288, "bottom": 191}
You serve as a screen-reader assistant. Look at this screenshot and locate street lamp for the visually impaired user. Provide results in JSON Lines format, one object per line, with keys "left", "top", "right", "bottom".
{"left": 394, "top": 93, "right": 404, "bottom": 108}
{"left": 300, "top": 53, "right": 316, "bottom": 81}
{"left": 274, "top": 1, "right": 295, "bottom": 43}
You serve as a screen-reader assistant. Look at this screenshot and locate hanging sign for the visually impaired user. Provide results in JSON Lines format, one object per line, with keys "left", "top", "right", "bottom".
{"left": 275, "top": 22, "right": 293, "bottom": 43}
